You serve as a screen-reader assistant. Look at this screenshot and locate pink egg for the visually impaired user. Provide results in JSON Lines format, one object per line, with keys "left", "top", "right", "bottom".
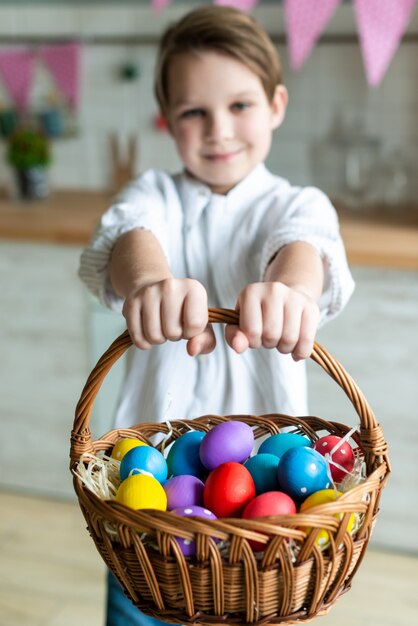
{"left": 199, "top": 421, "right": 254, "bottom": 470}
{"left": 242, "top": 491, "right": 297, "bottom": 551}
{"left": 163, "top": 475, "right": 204, "bottom": 511}
{"left": 313, "top": 435, "right": 355, "bottom": 483}
{"left": 171, "top": 505, "right": 217, "bottom": 556}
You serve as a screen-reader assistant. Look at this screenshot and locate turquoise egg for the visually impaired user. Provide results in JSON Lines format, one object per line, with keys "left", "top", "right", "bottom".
{"left": 244, "top": 453, "right": 280, "bottom": 494}
{"left": 120, "top": 445, "right": 168, "bottom": 483}
{"left": 166, "top": 431, "right": 206, "bottom": 478}
{"left": 258, "top": 432, "right": 312, "bottom": 459}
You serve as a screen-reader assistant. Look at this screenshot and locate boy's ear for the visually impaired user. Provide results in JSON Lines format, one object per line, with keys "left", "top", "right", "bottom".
{"left": 270, "top": 85, "right": 288, "bottom": 130}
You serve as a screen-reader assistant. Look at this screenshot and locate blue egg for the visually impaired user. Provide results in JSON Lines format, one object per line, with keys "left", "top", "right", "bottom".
{"left": 277, "top": 446, "right": 330, "bottom": 500}
{"left": 120, "top": 445, "right": 168, "bottom": 483}
{"left": 166, "top": 431, "right": 206, "bottom": 478}
{"left": 244, "top": 453, "right": 280, "bottom": 494}
{"left": 258, "top": 432, "right": 312, "bottom": 459}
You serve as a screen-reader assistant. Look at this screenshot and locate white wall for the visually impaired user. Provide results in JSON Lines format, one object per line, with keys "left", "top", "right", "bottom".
{"left": 0, "top": 3, "right": 417, "bottom": 193}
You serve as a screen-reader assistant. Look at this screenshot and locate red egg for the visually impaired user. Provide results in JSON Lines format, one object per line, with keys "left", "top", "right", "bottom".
{"left": 203, "top": 462, "right": 255, "bottom": 518}
{"left": 242, "top": 491, "right": 297, "bottom": 551}
{"left": 313, "top": 435, "right": 355, "bottom": 483}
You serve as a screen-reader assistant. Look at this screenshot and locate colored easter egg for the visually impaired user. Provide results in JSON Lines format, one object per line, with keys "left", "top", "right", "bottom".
{"left": 120, "top": 445, "right": 168, "bottom": 483}
{"left": 171, "top": 505, "right": 218, "bottom": 556}
{"left": 244, "top": 453, "right": 280, "bottom": 494}
{"left": 164, "top": 475, "right": 205, "bottom": 510}
{"left": 116, "top": 474, "right": 167, "bottom": 511}
{"left": 242, "top": 491, "right": 297, "bottom": 551}
{"left": 204, "top": 462, "right": 255, "bottom": 517}
{"left": 166, "top": 431, "right": 206, "bottom": 478}
{"left": 299, "top": 488, "right": 356, "bottom": 548}
{"left": 313, "top": 435, "right": 355, "bottom": 483}
{"left": 199, "top": 421, "right": 254, "bottom": 471}
{"left": 258, "top": 432, "right": 312, "bottom": 459}
{"left": 277, "top": 446, "right": 330, "bottom": 500}
{"left": 111, "top": 438, "right": 148, "bottom": 461}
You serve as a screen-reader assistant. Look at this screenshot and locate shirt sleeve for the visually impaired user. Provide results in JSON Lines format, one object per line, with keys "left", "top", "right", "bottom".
{"left": 259, "top": 186, "right": 355, "bottom": 326}
{"left": 79, "top": 170, "right": 170, "bottom": 312}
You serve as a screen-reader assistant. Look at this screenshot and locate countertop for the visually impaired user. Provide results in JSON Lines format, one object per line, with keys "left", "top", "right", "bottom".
{"left": 1, "top": 190, "right": 418, "bottom": 269}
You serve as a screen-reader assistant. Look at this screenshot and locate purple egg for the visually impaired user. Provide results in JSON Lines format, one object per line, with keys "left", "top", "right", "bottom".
{"left": 163, "top": 475, "right": 205, "bottom": 510}
{"left": 171, "top": 505, "right": 218, "bottom": 556}
{"left": 199, "top": 421, "right": 254, "bottom": 470}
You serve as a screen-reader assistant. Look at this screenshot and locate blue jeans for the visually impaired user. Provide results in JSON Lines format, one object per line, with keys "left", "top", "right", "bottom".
{"left": 106, "top": 571, "right": 174, "bottom": 626}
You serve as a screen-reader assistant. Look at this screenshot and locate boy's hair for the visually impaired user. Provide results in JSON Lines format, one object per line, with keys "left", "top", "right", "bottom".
{"left": 155, "top": 6, "right": 282, "bottom": 114}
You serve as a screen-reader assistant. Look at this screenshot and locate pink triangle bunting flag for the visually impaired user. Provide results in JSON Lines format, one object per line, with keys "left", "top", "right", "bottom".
{"left": 0, "top": 49, "right": 35, "bottom": 112}
{"left": 39, "top": 43, "right": 81, "bottom": 109}
{"left": 354, "top": 0, "right": 416, "bottom": 87}
{"left": 284, "top": 0, "right": 341, "bottom": 70}
{"left": 214, "top": 0, "right": 259, "bottom": 12}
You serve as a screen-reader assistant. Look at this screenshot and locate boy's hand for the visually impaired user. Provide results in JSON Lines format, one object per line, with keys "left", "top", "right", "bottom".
{"left": 122, "top": 278, "right": 215, "bottom": 355}
{"left": 225, "top": 282, "right": 320, "bottom": 361}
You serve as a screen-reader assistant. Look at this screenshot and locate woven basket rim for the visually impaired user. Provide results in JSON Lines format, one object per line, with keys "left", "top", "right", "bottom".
{"left": 73, "top": 461, "right": 386, "bottom": 530}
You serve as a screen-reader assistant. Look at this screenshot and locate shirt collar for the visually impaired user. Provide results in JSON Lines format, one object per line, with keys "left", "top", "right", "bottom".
{"left": 176, "top": 164, "right": 276, "bottom": 228}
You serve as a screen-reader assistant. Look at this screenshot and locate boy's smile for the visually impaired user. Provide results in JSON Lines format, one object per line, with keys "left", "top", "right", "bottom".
{"left": 166, "top": 51, "right": 287, "bottom": 194}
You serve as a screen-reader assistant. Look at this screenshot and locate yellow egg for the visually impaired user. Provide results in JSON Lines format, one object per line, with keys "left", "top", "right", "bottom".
{"left": 111, "top": 438, "right": 147, "bottom": 461}
{"left": 116, "top": 474, "right": 167, "bottom": 511}
{"left": 300, "top": 489, "right": 355, "bottom": 548}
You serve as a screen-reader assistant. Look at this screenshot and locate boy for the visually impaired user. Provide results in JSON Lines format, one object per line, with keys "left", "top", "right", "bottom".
{"left": 79, "top": 7, "right": 354, "bottom": 625}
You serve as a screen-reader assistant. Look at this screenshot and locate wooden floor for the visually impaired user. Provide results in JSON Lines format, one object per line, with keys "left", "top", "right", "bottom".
{"left": 1, "top": 490, "right": 418, "bottom": 626}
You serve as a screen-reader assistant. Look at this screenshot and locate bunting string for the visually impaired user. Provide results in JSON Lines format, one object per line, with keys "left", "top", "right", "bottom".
{"left": 217, "top": 0, "right": 417, "bottom": 86}
{"left": 0, "top": 0, "right": 416, "bottom": 104}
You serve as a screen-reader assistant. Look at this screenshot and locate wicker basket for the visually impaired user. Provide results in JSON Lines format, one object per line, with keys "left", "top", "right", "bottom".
{"left": 70, "top": 308, "right": 390, "bottom": 625}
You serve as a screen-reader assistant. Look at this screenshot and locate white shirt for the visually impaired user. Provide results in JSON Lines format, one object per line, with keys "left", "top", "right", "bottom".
{"left": 79, "top": 164, "right": 354, "bottom": 428}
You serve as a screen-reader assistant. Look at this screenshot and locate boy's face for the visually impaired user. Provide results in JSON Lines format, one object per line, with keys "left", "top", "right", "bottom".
{"left": 166, "top": 51, "right": 287, "bottom": 194}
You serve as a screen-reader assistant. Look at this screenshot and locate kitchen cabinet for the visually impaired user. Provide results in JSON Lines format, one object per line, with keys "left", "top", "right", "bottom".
{"left": 0, "top": 240, "right": 125, "bottom": 498}
{"left": 0, "top": 242, "right": 89, "bottom": 498}
{"left": 308, "top": 266, "right": 418, "bottom": 552}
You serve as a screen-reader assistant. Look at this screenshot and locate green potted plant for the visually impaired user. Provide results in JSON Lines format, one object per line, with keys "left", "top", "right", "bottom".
{"left": 7, "top": 127, "right": 51, "bottom": 200}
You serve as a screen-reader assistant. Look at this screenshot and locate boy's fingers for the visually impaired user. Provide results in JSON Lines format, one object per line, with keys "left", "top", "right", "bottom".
{"left": 141, "top": 297, "right": 166, "bottom": 345}
{"left": 187, "top": 325, "right": 216, "bottom": 356}
{"left": 277, "top": 303, "right": 302, "bottom": 355}
{"left": 182, "top": 286, "right": 208, "bottom": 339}
{"left": 160, "top": 293, "right": 184, "bottom": 341}
{"left": 238, "top": 294, "right": 263, "bottom": 349}
{"left": 123, "top": 301, "right": 152, "bottom": 350}
{"left": 225, "top": 325, "right": 249, "bottom": 353}
{"left": 291, "top": 307, "right": 320, "bottom": 361}
{"left": 261, "top": 299, "right": 283, "bottom": 349}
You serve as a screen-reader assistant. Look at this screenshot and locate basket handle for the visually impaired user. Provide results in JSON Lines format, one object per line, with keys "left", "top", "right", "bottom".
{"left": 70, "top": 307, "right": 389, "bottom": 469}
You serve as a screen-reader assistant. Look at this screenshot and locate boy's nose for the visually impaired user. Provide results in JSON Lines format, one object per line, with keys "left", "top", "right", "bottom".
{"left": 205, "top": 112, "right": 234, "bottom": 141}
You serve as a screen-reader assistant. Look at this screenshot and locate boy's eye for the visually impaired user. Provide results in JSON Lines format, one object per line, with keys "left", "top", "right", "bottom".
{"left": 180, "top": 108, "right": 205, "bottom": 119}
{"left": 231, "top": 102, "right": 251, "bottom": 112}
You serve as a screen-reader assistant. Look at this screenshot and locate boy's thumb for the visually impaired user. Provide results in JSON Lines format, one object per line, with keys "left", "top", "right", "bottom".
{"left": 187, "top": 325, "right": 216, "bottom": 356}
